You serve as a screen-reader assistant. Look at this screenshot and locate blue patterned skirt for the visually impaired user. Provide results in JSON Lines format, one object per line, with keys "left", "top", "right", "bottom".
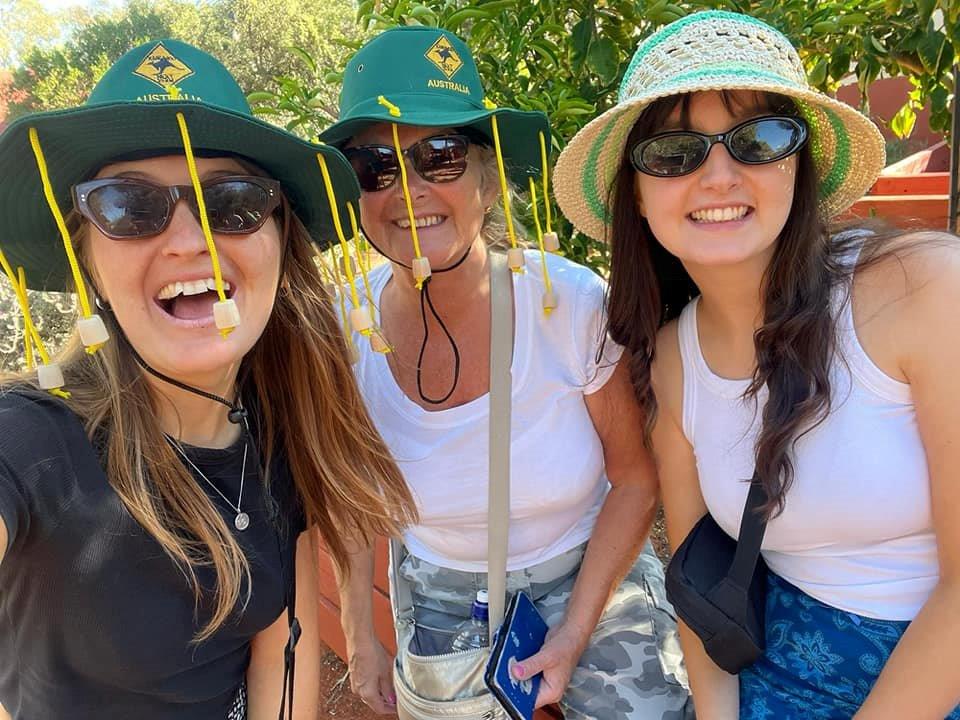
{"left": 740, "top": 573, "right": 960, "bottom": 720}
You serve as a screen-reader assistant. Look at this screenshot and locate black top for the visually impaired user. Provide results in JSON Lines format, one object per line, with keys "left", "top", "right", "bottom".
{"left": 0, "top": 390, "right": 304, "bottom": 719}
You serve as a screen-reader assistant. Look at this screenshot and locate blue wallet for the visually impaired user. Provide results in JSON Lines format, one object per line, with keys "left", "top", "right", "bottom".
{"left": 484, "top": 591, "right": 549, "bottom": 720}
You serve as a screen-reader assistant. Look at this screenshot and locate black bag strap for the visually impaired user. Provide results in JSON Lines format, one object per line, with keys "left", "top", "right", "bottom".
{"left": 278, "top": 537, "right": 300, "bottom": 720}
{"left": 727, "top": 476, "right": 768, "bottom": 591}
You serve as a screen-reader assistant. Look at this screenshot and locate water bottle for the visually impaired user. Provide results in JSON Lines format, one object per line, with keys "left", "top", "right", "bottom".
{"left": 450, "top": 589, "right": 490, "bottom": 651}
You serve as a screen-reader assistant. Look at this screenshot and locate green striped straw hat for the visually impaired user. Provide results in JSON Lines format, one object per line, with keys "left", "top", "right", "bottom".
{"left": 554, "top": 10, "right": 886, "bottom": 242}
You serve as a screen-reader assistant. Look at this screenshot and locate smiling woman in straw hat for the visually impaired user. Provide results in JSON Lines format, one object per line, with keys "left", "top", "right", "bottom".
{"left": 0, "top": 39, "right": 415, "bottom": 720}
{"left": 555, "top": 9, "right": 960, "bottom": 719}
{"left": 320, "top": 25, "right": 693, "bottom": 719}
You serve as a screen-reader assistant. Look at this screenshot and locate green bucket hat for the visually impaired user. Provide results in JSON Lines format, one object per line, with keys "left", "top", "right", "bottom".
{"left": 554, "top": 10, "right": 886, "bottom": 242}
{"left": 319, "top": 26, "right": 549, "bottom": 186}
{"left": 0, "top": 38, "right": 360, "bottom": 291}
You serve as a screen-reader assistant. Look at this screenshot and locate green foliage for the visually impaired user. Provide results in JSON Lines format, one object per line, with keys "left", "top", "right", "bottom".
{"left": 1, "top": 0, "right": 360, "bottom": 126}
{"left": 0, "top": 0, "right": 84, "bottom": 68}
{"left": 3, "top": 0, "right": 956, "bottom": 272}
{"left": 325, "top": 0, "right": 956, "bottom": 269}
{"left": 245, "top": 0, "right": 958, "bottom": 268}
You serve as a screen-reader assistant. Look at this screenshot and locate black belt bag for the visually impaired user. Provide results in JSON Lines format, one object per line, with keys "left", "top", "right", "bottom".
{"left": 665, "top": 478, "right": 768, "bottom": 674}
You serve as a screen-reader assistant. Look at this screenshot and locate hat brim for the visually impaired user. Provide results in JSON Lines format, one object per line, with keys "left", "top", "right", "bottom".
{"left": 0, "top": 100, "right": 360, "bottom": 290}
{"left": 554, "top": 79, "right": 886, "bottom": 243}
{"left": 320, "top": 94, "right": 550, "bottom": 186}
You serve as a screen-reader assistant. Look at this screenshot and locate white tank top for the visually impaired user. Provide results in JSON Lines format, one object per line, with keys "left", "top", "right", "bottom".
{"left": 677, "top": 289, "right": 937, "bottom": 621}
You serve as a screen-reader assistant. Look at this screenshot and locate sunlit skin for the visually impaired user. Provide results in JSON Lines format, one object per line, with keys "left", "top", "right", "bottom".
{"left": 635, "top": 90, "right": 797, "bottom": 279}
{"left": 349, "top": 124, "right": 497, "bottom": 277}
{"left": 86, "top": 155, "right": 283, "bottom": 442}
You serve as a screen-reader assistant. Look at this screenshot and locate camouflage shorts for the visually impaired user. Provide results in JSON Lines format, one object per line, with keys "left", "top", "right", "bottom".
{"left": 399, "top": 541, "right": 695, "bottom": 720}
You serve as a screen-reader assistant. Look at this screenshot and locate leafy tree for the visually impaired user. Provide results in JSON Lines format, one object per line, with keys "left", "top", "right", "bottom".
{"left": 341, "top": 0, "right": 957, "bottom": 268}
{"left": 1, "top": 0, "right": 360, "bottom": 126}
{"left": 0, "top": 0, "right": 78, "bottom": 68}
{"left": 221, "top": 0, "right": 361, "bottom": 133}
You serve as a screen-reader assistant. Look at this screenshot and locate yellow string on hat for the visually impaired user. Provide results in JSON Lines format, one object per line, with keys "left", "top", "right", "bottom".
{"left": 0, "top": 251, "right": 36, "bottom": 367}
{"left": 348, "top": 202, "right": 392, "bottom": 354}
{"left": 16, "top": 268, "right": 34, "bottom": 370}
{"left": 315, "top": 245, "right": 339, "bottom": 291}
{"left": 377, "top": 95, "right": 402, "bottom": 118}
{"left": 348, "top": 203, "right": 377, "bottom": 309}
{"left": 14, "top": 267, "right": 65, "bottom": 399}
{"left": 174, "top": 111, "right": 236, "bottom": 338}
{"left": 314, "top": 149, "right": 361, "bottom": 305}
{"left": 0, "top": 249, "right": 69, "bottom": 396}
{"left": 27, "top": 128, "right": 108, "bottom": 354}
{"left": 315, "top": 149, "right": 372, "bottom": 336}
{"left": 347, "top": 202, "right": 378, "bottom": 313}
{"left": 538, "top": 131, "right": 561, "bottom": 255}
{"left": 538, "top": 131, "right": 553, "bottom": 234}
{"left": 482, "top": 99, "right": 523, "bottom": 273}
{"left": 315, "top": 239, "right": 358, "bottom": 360}
{"left": 9, "top": 268, "right": 47, "bottom": 365}
{"left": 528, "top": 177, "right": 556, "bottom": 316}
{"left": 376, "top": 96, "right": 430, "bottom": 289}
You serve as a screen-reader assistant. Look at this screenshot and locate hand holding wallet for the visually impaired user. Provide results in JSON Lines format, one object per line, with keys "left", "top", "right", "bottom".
{"left": 484, "top": 591, "right": 549, "bottom": 720}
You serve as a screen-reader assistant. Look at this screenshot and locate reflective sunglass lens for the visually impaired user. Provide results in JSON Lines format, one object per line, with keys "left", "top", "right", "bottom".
{"left": 202, "top": 180, "right": 271, "bottom": 233}
{"left": 412, "top": 137, "right": 469, "bottom": 183}
{"left": 638, "top": 134, "right": 708, "bottom": 176}
{"left": 729, "top": 118, "right": 804, "bottom": 163}
{"left": 346, "top": 147, "right": 398, "bottom": 192}
{"left": 87, "top": 183, "right": 169, "bottom": 237}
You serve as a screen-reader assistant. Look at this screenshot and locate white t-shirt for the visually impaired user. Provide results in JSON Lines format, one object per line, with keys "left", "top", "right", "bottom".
{"left": 352, "top": 250, "right": 622, "bottom": 571}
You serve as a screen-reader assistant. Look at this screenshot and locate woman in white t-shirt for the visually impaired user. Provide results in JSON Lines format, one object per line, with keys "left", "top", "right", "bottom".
{"left": 320, "top": 27, "right": 693, "bottom": 719}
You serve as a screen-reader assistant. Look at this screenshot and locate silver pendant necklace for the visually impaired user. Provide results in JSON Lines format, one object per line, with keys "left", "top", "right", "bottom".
{"left": 171, "top": 440, "right": 250, "bottom": 531}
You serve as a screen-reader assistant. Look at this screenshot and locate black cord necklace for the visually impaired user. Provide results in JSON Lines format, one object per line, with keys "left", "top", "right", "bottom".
{"left": 133, "top": 351, "right": 249, "bottom": 424}
{"left": 132, "top": 349, "right": 260, "bottom": 519}
{"left": 362, "top": 228, "right": 473, "bottom": 405}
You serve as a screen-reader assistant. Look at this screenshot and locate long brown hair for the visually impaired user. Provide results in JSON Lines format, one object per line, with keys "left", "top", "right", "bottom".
{"left": 2, "top": 195, "right": 417, "bottom": 640}
{"left": 607, "top": 91, "right": 877, "bottom": 517}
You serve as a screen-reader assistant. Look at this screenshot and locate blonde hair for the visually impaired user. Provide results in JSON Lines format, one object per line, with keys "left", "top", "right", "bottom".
{"left": 2, "top": 199, "right": 417, "bottom": 641}
{"left": 474, "top": 143, "right": 527, "bottom": 250}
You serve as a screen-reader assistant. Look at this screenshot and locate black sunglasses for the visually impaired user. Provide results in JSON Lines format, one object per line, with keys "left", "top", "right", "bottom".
{"left": 72, "top": 175, "right": 282, "bottom": 239}
{"left": 343, "top": 134, "right": 471, "bottom": 192}
{"left": 630, "top": 115, "right": 809, "bottom": 177}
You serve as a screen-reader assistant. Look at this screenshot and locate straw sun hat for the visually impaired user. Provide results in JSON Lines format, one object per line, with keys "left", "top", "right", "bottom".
{"left": 553, "top": 10, "right": 886, "bottom": 242}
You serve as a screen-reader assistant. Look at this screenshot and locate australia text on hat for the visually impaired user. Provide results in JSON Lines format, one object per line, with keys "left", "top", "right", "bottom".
{"left": 426, "top": 78, "right": 470, "bottom": 95}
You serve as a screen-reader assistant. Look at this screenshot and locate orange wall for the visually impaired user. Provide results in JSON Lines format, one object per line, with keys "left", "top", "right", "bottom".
{"left": 836, "top": 75, "right": 943, "bottom": 148}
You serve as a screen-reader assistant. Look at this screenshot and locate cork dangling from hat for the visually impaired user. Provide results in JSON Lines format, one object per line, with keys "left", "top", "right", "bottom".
{"left": 0, "top": 37, "right": 363, "bottom": 376}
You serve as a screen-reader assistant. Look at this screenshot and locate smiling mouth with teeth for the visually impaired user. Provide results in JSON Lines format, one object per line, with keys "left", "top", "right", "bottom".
{"left": 394, "top": 214, "right": 446, "bottom": 230}
{"left": 689, "top": 206, "right": 752, "bottom": 223}
{"left": 156, "top": 278, "right": 234, "bottom": 322}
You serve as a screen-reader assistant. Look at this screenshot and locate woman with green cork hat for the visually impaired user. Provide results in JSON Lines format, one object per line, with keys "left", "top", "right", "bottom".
{"left": 323, "top": 26, "right": 692, "bottom": 719}
{"left": 0, "top": 38, "right": 415, "bottom": 719}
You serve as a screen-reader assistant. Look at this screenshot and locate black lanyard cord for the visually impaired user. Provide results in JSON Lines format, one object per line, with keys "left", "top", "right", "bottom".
{"left": 359, "top": 223, "right": 475, "bottom": 406}
{"left": 416, "top": 277, "right": 462, "bottom": 405}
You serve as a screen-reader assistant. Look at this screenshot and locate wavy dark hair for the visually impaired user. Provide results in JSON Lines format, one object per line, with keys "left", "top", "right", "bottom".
{"left": 606, "top": 90, "right": 874, "bottom": 518}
